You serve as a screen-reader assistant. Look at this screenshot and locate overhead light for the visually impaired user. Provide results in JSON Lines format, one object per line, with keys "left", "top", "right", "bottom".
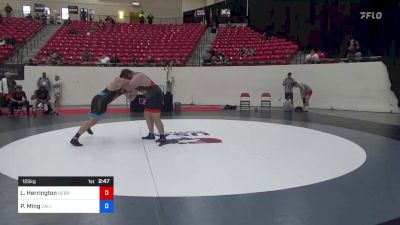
{"left": 131, "top": 2, "right": 141, "bottom": 7}
{"left": 118, "top": 11, "right": 124, "bottom": 19}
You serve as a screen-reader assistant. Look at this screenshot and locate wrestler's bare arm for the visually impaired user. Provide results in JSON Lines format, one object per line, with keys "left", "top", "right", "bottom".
{"left": 107, "top": 78, "right": 130, "bottom": 91}
{"left": 125, "top": 89, "right": 138, "bottom": 101}
{"left": 125, "top": 73, "right": 150, "bottom": 92}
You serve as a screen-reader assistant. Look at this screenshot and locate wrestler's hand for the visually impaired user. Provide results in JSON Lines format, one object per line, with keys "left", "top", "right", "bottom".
{"left": 126, "top": 94, "right": 135, "bottom": 101}
{"left": 125, "top": 90, "right": 137, "bottom": 101}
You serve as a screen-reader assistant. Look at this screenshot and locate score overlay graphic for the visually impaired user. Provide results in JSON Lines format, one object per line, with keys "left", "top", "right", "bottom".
{"left": 18, "top": 177, "right": 114, "bottom": 213}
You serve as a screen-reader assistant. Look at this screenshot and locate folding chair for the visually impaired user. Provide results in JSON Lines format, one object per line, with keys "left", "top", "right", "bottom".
{"left": 260, "top": 92, "right": 272, "bottom": 110}
{"left": 239, "top": 92, "right": 251, "bottom": 110}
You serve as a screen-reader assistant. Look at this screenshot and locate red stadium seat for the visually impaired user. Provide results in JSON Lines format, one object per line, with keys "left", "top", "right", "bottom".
{"left": 36, "top": 21, "right": 207, "bottom": 65}
{"left": 0, "top": 17, "right": 42, "bottom": 63}
{"left": 212, "top": 27, "right": 299, "bottom": 65}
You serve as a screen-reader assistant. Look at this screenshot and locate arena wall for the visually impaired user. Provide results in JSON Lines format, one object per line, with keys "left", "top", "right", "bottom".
{"left": 183, "top": 0, "right": 207, "bottom": 12}
{"left": 22, "top": 62, "right": 400, "bottom": 113}
{"left": 0, "top": 0, "right": 183, "bottom": 22}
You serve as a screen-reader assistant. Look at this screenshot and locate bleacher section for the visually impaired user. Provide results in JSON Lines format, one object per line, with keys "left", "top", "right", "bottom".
{"left": 36, "top": 21, "right": 207, "bottom": 66}
{"left": 0, "top": 17, "right": 42, "bottom": 63}
{"left": 212, "top": 26, "right": 299, "bottom": 65}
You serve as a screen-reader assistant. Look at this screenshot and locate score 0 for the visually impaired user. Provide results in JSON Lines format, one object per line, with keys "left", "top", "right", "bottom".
{"left": 99, "top": 178, "right": 114, "bottom": 213}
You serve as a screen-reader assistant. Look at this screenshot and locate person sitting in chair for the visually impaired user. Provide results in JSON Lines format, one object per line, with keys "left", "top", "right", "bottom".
{"left": 305, "top": 49, "right": 320, "bottom": 64}
{"left": 33, "top": 85, "right": 54, "bottom": 114}
{"left": 9, "top": 85, "right": 30, "bottom": 116}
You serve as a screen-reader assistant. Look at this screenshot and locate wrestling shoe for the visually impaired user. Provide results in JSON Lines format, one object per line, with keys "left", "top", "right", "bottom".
{"left": 157, "top": 135, "right": 167, "bottom": 146}
{"left": 87, "top": 128, "right": 94, "bottom": 135}
{"left": 70, "top": 138, "right": 83, "bottom": 147}
{"left": 142, "top": 133, "right": 155, "bottom": 140}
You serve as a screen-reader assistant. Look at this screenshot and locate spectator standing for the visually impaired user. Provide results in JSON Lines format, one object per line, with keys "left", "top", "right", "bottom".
{"left": 64, "top": 16, "right": 71, "bottom": 26}
{"left": 4, "top": 72, "right": 17, "bottom": 94}
{"left": 41, "top": 12, "right": 47, "bottom": 25}
{"left": 80, "top": 10, "right": 87, "bottom": 21}
{"left": 305, "top": 49, "right": 320, "bottom": 63}
{"left": 4, "top": 3, "right": 12, "bottom": 17}
{"left": 88, "top": 9, "right": 94, "bottom": 21}
{"left": 139, "top": 11, "right": 145, "bottom": 24}
{"left": 282, "top": 72, "right": 295, "bottom": 107}
{"left": 37, "top": 72, "right": 51, "bottom": 91}
{"left": 9, "top": 85, "right": 30, "bottom": 116}
{"left": 53, "top": 75, "right": 62, "bottom": 107}
{"left": 1, "top": 72, "right": 17, "bottom": 111}
{"left": 147, "top": 13, "right": 154, "bottom": 24}
{"left": 0, "top": 75, "right": 7, "bottom": 110}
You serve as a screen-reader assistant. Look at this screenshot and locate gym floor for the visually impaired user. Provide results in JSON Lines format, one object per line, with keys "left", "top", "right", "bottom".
{"left": 0, "top": 109, "right": 400, "bottom": 225}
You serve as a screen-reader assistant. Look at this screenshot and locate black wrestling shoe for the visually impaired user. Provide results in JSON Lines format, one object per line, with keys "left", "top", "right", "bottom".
{"left": 70, "top": 138, "right": 83, "bottom": 147}
{"left": 142, "top": 133, "right": 155, "bottom": 140}
{"left": 87, "top": 128, "right": 94, "bottom": 135}
{"left": 157, "top": 135, "right": 167, "bottom": 146}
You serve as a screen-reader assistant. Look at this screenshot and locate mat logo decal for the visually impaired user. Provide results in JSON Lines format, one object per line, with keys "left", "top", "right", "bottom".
{"left": 162, "top": 131, "right": 222, "bottom": 145}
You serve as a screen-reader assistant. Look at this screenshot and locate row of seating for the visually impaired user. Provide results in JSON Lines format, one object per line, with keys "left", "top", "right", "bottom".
{"left": 36, "top": 21, "right": 207, "bottom": 64}
{"left": 0, "top": 45, "right": 14, "bottom": 62}
{"left": 42, "top": 44, "right": 197, "bottom": 49}
{"left": 212, "top": 26, "right": 299, "bottom": 65}
{"left": 0, "top": 17, "right": 42, "bottom": 63}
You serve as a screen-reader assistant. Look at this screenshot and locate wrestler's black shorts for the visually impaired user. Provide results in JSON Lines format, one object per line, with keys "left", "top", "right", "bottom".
{"left": 144, "top": 85, "right": 164, "bottom": 112}
{"left": 90, "top": 89, "right": 118, "bottom": 118}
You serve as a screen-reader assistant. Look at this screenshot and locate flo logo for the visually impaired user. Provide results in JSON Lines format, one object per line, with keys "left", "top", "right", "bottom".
{"left": 159, "top": 131, "right": 222, "bottom": 145}
{"left": 360, "top": 12, "right": 382, "bottom": 19}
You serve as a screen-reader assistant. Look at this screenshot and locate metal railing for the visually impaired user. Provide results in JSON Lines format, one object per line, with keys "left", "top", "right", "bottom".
{"left": 187, "top": 28, "right": 213, "bottom": 66}
{"left": 7, "top": 24, "right": 51, "bottom": 64}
